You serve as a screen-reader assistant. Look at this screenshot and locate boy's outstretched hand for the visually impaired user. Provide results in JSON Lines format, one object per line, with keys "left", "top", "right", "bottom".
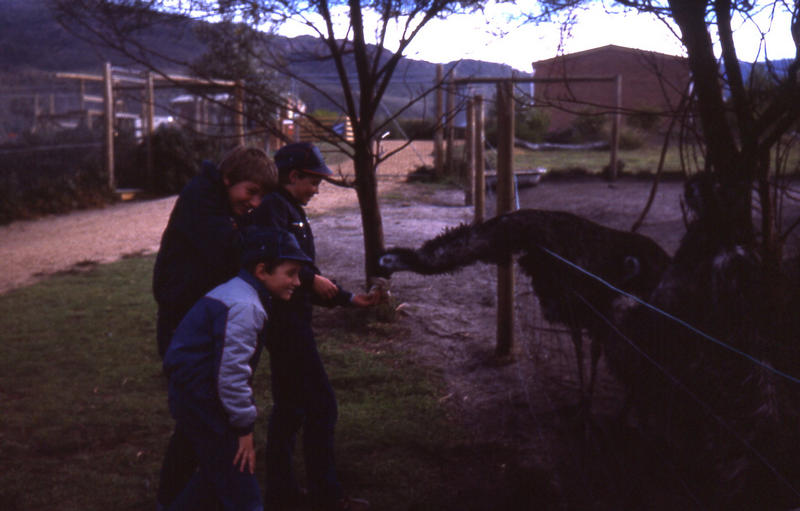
{"left": 234, "top": 433, "right": 256, "bottom": 474}
{"left": 351, "top": 288, "right": 382, "bottom": 307}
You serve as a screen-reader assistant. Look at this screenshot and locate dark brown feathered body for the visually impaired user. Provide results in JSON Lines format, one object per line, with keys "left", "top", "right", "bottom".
{"left": 380, "top": 208, "right": 671, "bottom": 341}
{"left": 380, "top": 209, "right": 672, "bottom": 416}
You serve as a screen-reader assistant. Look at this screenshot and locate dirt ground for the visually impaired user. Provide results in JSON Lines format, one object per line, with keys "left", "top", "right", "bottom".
{"left": 3, "top": 141, "right": 799, "bottom": 508}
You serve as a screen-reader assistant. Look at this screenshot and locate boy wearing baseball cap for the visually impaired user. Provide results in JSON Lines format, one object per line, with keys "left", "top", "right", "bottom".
{"left": 251, "top": 142, "right": 376, "bottom": 511}
{"left": 161, "top": 226, "right": 311, "bottom": 511}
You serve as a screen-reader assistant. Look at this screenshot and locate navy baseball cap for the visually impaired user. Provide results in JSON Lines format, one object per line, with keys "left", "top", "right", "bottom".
{"left": 274, "top": 142, "right": 333, "bottom": 177}
{"left": 241, "top": 226, "right": 312, "bottom": 266}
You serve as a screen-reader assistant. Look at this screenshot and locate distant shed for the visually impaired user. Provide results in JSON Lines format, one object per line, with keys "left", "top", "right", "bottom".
{"left": 531, "top": 45, "right": 691, "bottom": 133}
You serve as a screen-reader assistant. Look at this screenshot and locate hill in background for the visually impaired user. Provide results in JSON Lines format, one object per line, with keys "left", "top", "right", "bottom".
{"left": 0, "top": 0, "right": 528, "bottom": 122}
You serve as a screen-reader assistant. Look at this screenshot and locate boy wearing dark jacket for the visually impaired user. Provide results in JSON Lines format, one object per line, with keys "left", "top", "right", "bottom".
{"left": 161, "top": 226, "right": 311, "bottom": 511}
{"left": 251, "top": 142, "right": 376, "bottom": 511}
{"left": 153, "top": 145, "right": 277, "bottom": 358}
{"left": 154, "top": 145, "right": 276, "bottom": 508}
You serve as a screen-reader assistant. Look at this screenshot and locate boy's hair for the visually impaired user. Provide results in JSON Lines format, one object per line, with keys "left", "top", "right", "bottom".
{"left": 219, "top": 146, "right": 278, "bottom": 192}
{"left": 242, "top": 257, "right": 283, "bottom": 275}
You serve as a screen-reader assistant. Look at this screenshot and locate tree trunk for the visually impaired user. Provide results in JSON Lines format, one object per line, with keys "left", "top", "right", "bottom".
{"left": 670, "top": 0, "right": 754, "bottom": 242}
{"left": 352, "top": 140, "right": 385, "bottom": 288}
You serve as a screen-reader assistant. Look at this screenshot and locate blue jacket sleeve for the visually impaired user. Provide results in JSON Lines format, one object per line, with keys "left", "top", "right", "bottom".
{"left": 216, "top": 301, "right": 266, "bottom": 435}
{"left": 311, "top": 283, "right": 354, "bottom": 307}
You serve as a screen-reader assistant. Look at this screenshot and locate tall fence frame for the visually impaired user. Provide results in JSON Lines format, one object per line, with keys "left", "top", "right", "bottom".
{"left": 55, "top": 62, "right": 244, "bottom": 192}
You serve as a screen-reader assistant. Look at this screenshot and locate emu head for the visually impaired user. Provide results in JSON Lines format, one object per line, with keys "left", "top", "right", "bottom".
{"left": 618, "top": 240, "right": 671, "bottom": 298}
{"left": 377, "top": 248, "right": 418, "bottom": 277}
{"left": 622, "top": 255, "right": 641, "bottom": 282}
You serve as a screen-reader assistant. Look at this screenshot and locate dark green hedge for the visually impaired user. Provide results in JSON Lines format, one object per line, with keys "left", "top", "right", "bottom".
{"left": 0, "top": 125, "right": 226, "bottom": 225}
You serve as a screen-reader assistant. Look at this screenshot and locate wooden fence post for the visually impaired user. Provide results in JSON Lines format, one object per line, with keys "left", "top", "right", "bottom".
{"left": 445, "top": 73, "right": 455, "bottom": 175}
{"left": 434, "top": 64, "right": 444, "bottom": 176}
{"left": 103, "top": 62, "right": 115, "bottom": 191}
{"left": 32, "top": 94, "right": 39, "bottom": 133}
{"left": 79, "top": 80, "right": 90, "bottom": 129}
{"left": 464, "top": 96, "right": 474, "bottom": 206}
{"left": 609, "top": 74, "right": 622, "bottom": 181}
{"left": 495, "top": 80, "right": 515, "bottom": 358}
{"left": 474, "top": 94, "right": 485, "bottom": 223}
{"left": 142, "top": 71, "right": 156, "bottom": 190}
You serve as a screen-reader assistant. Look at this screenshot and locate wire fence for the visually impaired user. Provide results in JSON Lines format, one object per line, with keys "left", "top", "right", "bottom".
{"left": 503, "top": 237, "right": 800, "bottom": 508}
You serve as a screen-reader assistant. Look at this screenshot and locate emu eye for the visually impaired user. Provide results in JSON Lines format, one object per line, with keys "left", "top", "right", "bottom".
{"left": 623, "top": 256, "right": 640, "bottom": 280}
{"left": 378, "top": 254, "right": 395, "bottom": 268}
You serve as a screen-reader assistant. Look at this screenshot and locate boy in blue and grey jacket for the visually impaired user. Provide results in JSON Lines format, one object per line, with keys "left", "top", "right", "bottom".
{"left": 161, "top": 226, "right": 311, "bottom": 511}
{"left": 155, "top": 146, "right": 277, "bottom": 510}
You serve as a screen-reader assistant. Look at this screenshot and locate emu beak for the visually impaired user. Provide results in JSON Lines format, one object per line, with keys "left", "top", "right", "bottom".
{"left": 378, "top": 253, "right": 406, "bottom": 276}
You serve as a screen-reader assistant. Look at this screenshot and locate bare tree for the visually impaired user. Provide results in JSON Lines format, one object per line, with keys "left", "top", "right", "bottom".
{"left": 50, "top": 0, "right": 484, "bottom": 285}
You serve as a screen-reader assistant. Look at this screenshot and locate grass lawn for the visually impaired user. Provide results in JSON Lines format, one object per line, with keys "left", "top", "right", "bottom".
{"left": 513, "top": 145, "right": 686, "bottom": 175}
{"left": 494, "top": 139, "right": 800, "bottom": 178}
{"left": 0, "top": 255, "right": 479, "bottom": 510}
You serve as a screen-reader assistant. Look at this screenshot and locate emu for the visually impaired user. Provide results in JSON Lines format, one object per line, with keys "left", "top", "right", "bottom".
{"left": 379, "top": 208, "right": 671, "bottom": 407}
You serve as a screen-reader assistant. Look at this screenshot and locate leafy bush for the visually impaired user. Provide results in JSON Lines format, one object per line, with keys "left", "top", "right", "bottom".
{"left": 0, "top": 123, "right": 234, "bottom": 224}
{"left": 618, "top": 128, "right": 645, "bottom": 150}
{"left": 138, "top": 126, "right": 200, "bottom": 195}
{"left": 0, "top": 142, "right": 111, "bottom": 225}
{"left": 570, "top": 111, "right": 607, "bottom": 142}
{"left": 543, "top": 127, "right": 577, "bottom": 144}
{"left": 515, "top": 108, "right": 550, "bottom": 143}
{"left": 627, "top": 108, "right": 661, "bottom": 132}
{"left": 544, "top": 111, "right": 614, "bottom": 145}
{"left": 126, "top": 125, "right": 227, "bottom": 196}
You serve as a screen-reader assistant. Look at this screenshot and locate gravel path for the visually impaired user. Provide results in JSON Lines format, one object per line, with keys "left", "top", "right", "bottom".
{"left": 0, "top": 197, "right": 177, "bottom": 294}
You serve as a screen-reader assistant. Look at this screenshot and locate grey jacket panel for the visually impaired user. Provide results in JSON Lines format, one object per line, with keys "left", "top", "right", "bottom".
{"left": 208, "top": 277, "right": 267, "bottom": 431}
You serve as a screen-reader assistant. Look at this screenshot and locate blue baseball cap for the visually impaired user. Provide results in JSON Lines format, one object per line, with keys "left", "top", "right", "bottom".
{"left": 241, "top": 226, "right": 312, "bottom": 266}
{"left": 274, "top": 142, "right": 333, "bottom": 177}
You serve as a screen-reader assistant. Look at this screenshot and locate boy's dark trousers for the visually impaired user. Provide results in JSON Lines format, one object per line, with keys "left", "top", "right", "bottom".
{"left": 157, "top": 314, "right": 198, "bottom": 507}
{"left": 166, "top": 412, "right": 262, "bottom": 511}
{"left": 157, "top": 427, "right": 197, "bottom": 507}
{"left": 264, "top": 299, "right": 343, "bottom": 506}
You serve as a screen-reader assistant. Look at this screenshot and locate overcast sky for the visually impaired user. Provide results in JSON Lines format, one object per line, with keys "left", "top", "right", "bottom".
{"left": 276, "top": 2, "right": 797, "bottom": 72}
